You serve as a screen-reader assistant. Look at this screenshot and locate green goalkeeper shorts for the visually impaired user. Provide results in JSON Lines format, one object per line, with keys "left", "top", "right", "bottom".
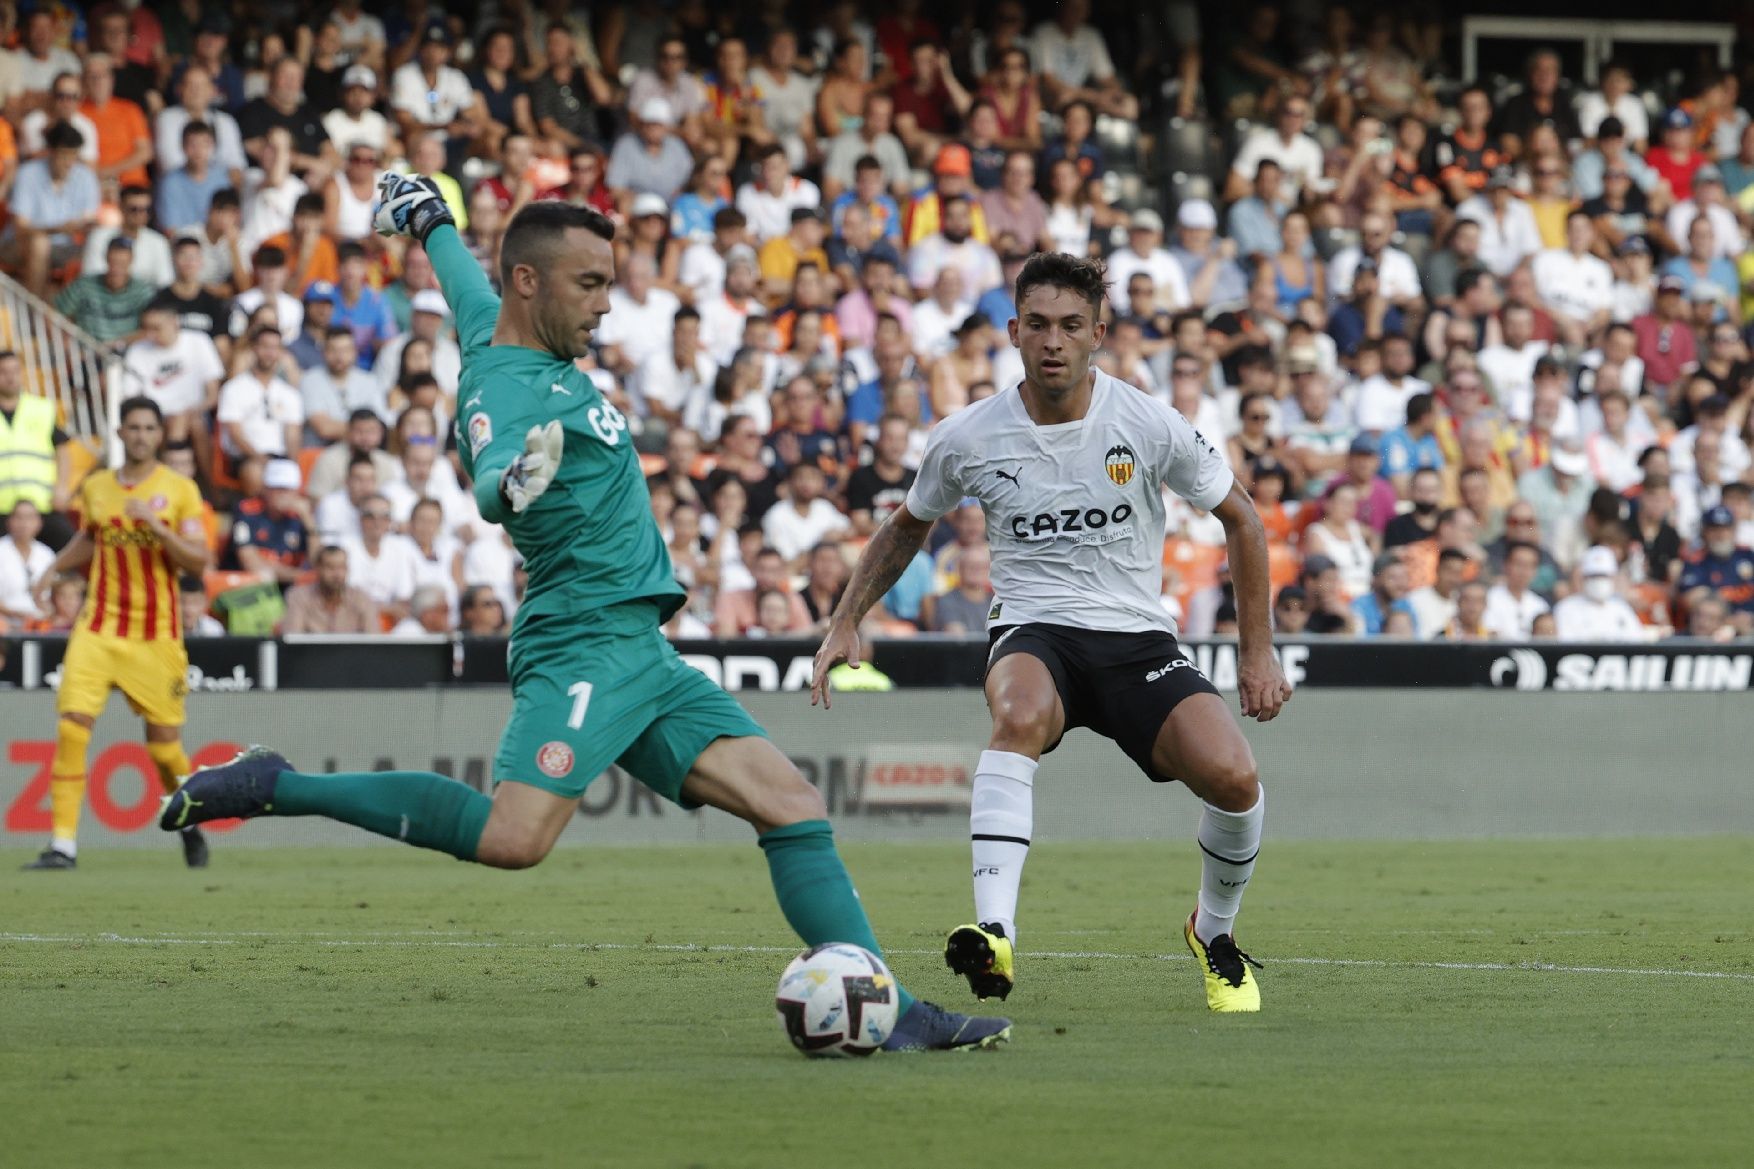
{"left": 494, "top": 602, "right": 767, "bottom": 804}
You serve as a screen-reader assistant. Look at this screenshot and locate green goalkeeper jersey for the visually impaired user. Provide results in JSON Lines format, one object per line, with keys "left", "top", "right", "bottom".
{"left": 430, "top": 226, "right": 685, "bottom": 633}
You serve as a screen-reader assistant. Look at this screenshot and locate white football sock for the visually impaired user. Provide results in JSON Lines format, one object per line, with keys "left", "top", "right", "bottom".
{"left": 1194, "top": 784, "right": 1264, "bottom": 944}
{"left": 50, "top": 836, "right": 77, "bottom": 858}
{"left": 969, "top": 749, "right": 1037, "bottom": 944}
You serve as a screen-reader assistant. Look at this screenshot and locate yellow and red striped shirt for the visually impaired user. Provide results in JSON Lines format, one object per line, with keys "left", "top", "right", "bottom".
{"left": 76, "top": 465, "right": 204, "bottom": 641}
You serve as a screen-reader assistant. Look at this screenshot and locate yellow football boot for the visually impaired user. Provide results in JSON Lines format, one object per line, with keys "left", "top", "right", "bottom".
{"left": 944, "top": 922, "right": 1016, "bottom": 1001}
{"left": 1183, "top": 913, "right": 1262, "bottom": 1012}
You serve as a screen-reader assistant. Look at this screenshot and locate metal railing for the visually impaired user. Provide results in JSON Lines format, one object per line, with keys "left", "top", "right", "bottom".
{"left": 0, "top": 268, "right": 136, "bottom": 466}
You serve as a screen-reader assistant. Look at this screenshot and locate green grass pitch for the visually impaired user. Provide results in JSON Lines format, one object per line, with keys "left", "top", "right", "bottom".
{"left": 4, "top": 838, "right": 1751, "bottom": 1169}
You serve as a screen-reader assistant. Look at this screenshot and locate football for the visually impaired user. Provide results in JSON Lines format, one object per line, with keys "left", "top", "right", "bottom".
{"left": 774, "top": 942, "right": 899, "bottom": 1057}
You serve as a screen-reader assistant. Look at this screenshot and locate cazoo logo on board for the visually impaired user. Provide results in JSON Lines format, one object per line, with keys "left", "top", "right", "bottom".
{"left": 1490, "top": 651, "right": 1752, "bottom": 692}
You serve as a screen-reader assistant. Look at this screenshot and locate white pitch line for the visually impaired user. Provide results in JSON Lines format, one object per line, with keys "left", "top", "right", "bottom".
{"left": 2, "top": 932, "right": 1750, "bottom": 982}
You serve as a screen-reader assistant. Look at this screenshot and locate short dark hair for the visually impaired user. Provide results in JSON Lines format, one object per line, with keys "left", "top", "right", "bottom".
{"left": 211, "top": 188, "right": 241, "bottom": 211}
{"left": 672, "top": 305, "right": 701, "bottom": 326}
{"left": 118, "top": 395, "right": 163, "bottom": 425}
{"left": 253, "top": 244, "right": 287, "bottom": 269}
{"left": 181, "top": 120, "right": 215, "bottom": 145}
{"left": 1014, "top": 252, "right": 1107, "bottom": 323}
{"left": 316, "top": 544, "right": 348, "bottom": 564}
{"left": 44, "top": 120, "right": 84, "bottom": 151}
{"left": 499, "top": 201, "right": 615, "bottom": 287}
{"left": 325, "top": 325, "right": 355, "bottom": 342}
{"left": 1504, "top": 540, "right": 1540, "bottom": 562}
{"left": 1437, "top": 547, "right": 1471, "bottom": 567}
{"left": 294, "top": 193, "right": 326, "bottom": 218}
{"left": 337, "top": 241, "right": 367, "bottom": 264}
{"left": 347, "top": 452, "right": 376, "bottom": 471}
{"left": 1406, "top": 392, "right": 1435, "bottom": 425}
{"left": 854, "top": 153, "right": 882, "bottom": 173}
{"left": 172, "top": 235, "right": 203, "bottom": 253}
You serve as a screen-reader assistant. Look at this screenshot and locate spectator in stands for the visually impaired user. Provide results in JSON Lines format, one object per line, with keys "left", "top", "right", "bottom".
{"left": 391, "top": 585, "right": 454, "bottom": 638}
{"left": 607, "top": 98, "right": 695, "bottom": 210}
{"left": 307, "top": 409, "right": 400, "bottom": 501}
{"left": 157, "top": 66, "right": 245, "bottom": 182}
{"left": 313, "top": 453, "right": 378, "bottom": 547}
{"left": 736, "top": 144, "right": 823, "bottom": 245}
{"left": 1405, "top": 547, "right": 1470, "bottom": 639}
{"left": 1518, "top": 444, "right": 1596, "bottom": 568}
{"left": 78, "top": 53, "right": 152, "bottom": 188}
{"left": 921, "top": 541, "right": 993, "bottom": 635}
{"left": 239, "top": 58, "right": 335, "bottom": 184}
{"left": 845, "top": 413, "right": 916, "bottom": 536}
{"left": 1382, "top": 467, "right": 1441, "bottom": 550}
{"left": 228, "top": 457, "right": 311, "bottom": 584}
{"left": 283, "top": 544, "right": 380, "bottom": 634}
{"left": 749, "top": 28, "right": 818, "bottom": 173}
{"left": 328, "top": 244, "right": 397, "bottom": 366}
{"left": 1677, "top": 505, "right": 1754, "bottom": 633}
{"left": 126, "top": 303, "right": 224, "bottom": 467}
{"left": 1167, "top": 199, "right": 1246, "bottom": 311}
{"left": 459, "top": 585, "right": 509, "bottom": 636}
{"left": 1228, "top": 97, "right": 1323, "bottom": 206}
{"left": 342, "top": 492, "right": 419, "bottom": 624}
{"left": 1351, "top": 551, "right": 1415, "bottom": 635}
{"left": 816, "top": 36, "right": 873, "bottom": 141}
{"left": 758, "top": 209, "right": 829, "bottom": 306}
{"left": 56, "top": 236, "right": 154, "bottom": 346}
{"left": 1493, "top": 49, "right": 1579, "bottom": 159}
{"left": 1437, "top": 580, "right": 1493, "bottom": 640}
{"left": 285, "top": 282, "right": 337, "bottom": 371}
{"left": 761, "top": 461, "right": 848, "bottom": 572}
{"left": 1646, "top": 108, "right": 1706, "bottom": 204}
{"left": 179, "top": 576, "right": 225, "bottom": 637}
{"left": 323, "top": 66, "right": 395, "bottom": 162}
{"left": 530, "top": 24, "right": 613, "bottom": 154}
{"left": 81, "top": 185, "right": 172, "bottom": 289}
{"left": 389, "top": 27, "right": 479, "bottom": 169}
{"left": 715, "top": 545, "right": 810, "bottom": 636}
{"left": 906, "top": 144, "right": 989, "bottom": 249}
{"left": 0, "top": 500, "right": 54, "bottom": 626}
{"left": 157, "top": 122, "right": 231, "bottom": 237}
{"left": 20, "top": 72, "right": 98, "bottom": 166}
{"left": 303, "top": 329, "right": 388, "bottom": 446}
{"left": 239, "top": 125, "right": 309, "bottom": 258}
{"left": 14, "top": 11, "right": 79, "bottom": 100}
{"left": 1553, "top": 545, "right": 1643, "bottom": 641}
{"left": 5, "top": 120, "right": 98, "bottom": 297}
{"left": 1573, "top": 116, "right": 1657, "bottom": 204}
{"left": 907, "top": 195, "right": 1000, "bottom": 300}
{"left": 1295, "top": 554, "right": 1353, "bottom": 634}
{"left": 261, "top": 194, "right": 339, "bottom": 297}
{"left": 1484, "top": 540, "right": 1552, "bottom": 639}
{"left": 1271, "top": 584, "right": 1309, "bottom": 635}
{"left": 629, "top": 35, "right": 710, "bottom": 152}
{"left": 1030, "top": 0, "right": 1135, "bottom": 120}
{"left": 189, "top": 16, "right": 246, "bottom": 111}
{"left": 634, "top": 305, "right": 717, "bottom": 431}
{"left": 798, "top": 540, "right": 848, "bottom": 630}
{"left": 218, "top": 327, "right": 304, "bottom": 462}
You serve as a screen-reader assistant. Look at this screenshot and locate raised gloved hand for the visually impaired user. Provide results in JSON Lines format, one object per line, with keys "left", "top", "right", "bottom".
{"left": 373, "top": 172, "right": 455, "bottom": 244}
{"left": 500, "top": 420, "right": 565, "bottom": 513}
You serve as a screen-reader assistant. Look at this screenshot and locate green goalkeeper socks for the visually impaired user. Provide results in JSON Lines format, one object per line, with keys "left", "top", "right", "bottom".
{"left": 759, "top": 820, "right": 916, "bottom": 1014}
{"left": 273, "top": 770, "right": 492, "bottom": 862}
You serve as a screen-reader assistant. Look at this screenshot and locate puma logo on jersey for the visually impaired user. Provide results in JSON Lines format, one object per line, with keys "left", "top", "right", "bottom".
{"left": 996, "top": 467, "right": 1021, "bottom": 487}
{"left": 550, "top": 382, "right": 573, "bottom": 396}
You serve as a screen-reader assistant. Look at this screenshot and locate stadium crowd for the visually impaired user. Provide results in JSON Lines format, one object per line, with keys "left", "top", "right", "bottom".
{"left": 0, "top": 1, "right": 1752, "bottom": 644}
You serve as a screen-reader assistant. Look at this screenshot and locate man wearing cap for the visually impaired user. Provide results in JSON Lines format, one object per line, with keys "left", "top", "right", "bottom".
{"left": 229, "top": 457, "right": 312, "bottom": 585}
{"left": 55, "top": 235, "right": 157, "bottom": 345}
{"left": 1517, "top": 442, "right": 1596, "bottom": 567}
{"left": 325, "top": 66, "right": 395, "bottom": 158}
{"left": 1677, "top": 505, "right": 1754, "bottom": 632}
{"left": 302, "top": 327, "right": 385, "bottom": 445}
{"left": 1166, "top": 198, "right": 1247, "bottom": 309}
{"left": 1105, "top": 208, "right": 1190, "bottom": 314}
{"left": 390, "top": 26, "right": 479, "bottom": 162}
{"left": 905, "top": 143, "right": 991, "bottom": 248}
{"left": 286, "top": 280, "right": 338, "bottom": 370}
{"left": 1456, "top": 168, "right": 1542, "bottom": 278}
{"left": 1552, "top": 546, "right": 1643, "bottom": 641}
{"left": 597, "top": 98, "right": 685, "bottom": 211}
{"left": 732, "top": 143, "right": 822, "bottom": 244}
{"left": 1645, "top": 107, "right": 1707, "bottom": 203}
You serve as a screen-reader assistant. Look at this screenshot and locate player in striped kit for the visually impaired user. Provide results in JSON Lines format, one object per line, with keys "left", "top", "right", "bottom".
{"left": 23, "top": 397, "right": 212, "bottom": 870}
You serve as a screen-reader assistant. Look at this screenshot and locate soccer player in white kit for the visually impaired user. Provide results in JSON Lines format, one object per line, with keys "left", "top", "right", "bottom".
{"left": 812, "top": 253, "right": 1293, "bottom": 1012}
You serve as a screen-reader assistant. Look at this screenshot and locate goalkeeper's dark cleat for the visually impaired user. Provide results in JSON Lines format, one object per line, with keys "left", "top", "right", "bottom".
{"left": 21, "top": 847, "right": 76, "bottom": 870}
{"left": 180, "top": 826, "right": 209, "bottom": 869}
{"left": 1184, "top": 913, "right": 1263, "bottom": 1013}
{"left": 881, "top": 1000, "right": 1011, "bottom": 1053}
{"left": 945, "top": 922, "right": 1015, "bottom": 1001}
{"left": 159, "top": 746, "right": 290, "bottom": 831}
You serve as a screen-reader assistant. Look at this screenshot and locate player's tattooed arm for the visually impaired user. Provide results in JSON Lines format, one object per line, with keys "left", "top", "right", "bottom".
{"left": 810, "top": 504, "right": 933, "bottom": 707}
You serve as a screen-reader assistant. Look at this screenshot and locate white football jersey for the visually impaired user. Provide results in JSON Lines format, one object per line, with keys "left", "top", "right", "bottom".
{"left": 907, "top": 370, "right": 1234, "bottom": 635}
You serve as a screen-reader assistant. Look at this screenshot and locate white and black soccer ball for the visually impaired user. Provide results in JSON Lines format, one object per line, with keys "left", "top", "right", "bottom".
{"left": 774, "top": 943, "right": 898, "bottom": 1057}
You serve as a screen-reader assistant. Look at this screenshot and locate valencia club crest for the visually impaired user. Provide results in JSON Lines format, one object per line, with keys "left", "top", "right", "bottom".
{"left": 1104, "top": 444, "right": 1136, "bottom": 487}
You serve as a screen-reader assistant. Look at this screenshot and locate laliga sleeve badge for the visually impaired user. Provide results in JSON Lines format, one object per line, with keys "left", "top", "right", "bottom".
{"left": 469, "top": 412, "right": 493, "bottom": 455}
{"left": 537, "top": 740, "right": 574, "bottom": 778}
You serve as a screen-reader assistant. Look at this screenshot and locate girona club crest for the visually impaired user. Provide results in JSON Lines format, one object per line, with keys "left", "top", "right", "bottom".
{"left": 536, "top": 741, "right": 574, "bottom": 779}
{"left": 1104, "top": 444, "right": 1136, "bottom": 487}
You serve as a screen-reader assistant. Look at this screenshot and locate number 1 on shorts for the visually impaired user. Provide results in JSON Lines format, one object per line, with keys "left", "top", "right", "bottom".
{"left": 567, "top": 681, "right": 594, "bottom": 729}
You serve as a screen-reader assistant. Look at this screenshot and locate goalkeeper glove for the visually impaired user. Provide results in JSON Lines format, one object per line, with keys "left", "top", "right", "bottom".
{"left": 500, "top": 420, "right": 565, "bottom": 514}
{"left": 374, "top": 172, "right": 455, "bottom": 244}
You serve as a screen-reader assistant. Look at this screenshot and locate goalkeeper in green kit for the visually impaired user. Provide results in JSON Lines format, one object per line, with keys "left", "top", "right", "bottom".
{"left": 161, "top": 176, "right": 1009, "bottom": 1052}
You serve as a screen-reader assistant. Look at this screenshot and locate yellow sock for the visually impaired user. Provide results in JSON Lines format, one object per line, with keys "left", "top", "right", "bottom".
{"left": 49, "top": 719, "right": 93, "bottom": 854}
{"left": 147, "top": 740, "right": 193, "bottom": 796}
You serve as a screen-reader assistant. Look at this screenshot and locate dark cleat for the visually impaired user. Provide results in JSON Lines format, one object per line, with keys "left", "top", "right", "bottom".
{"left": 881, "top": 999, "right": 1011, "bottom": 1053}
{"left": 21, "top": 847, "right": 76, "bottom": 870}
{"left": 159, "top": 746, "right": 290, "bottom": 831}
{"left": 181, "top": 826, "right": 210, "bottom": 868}
{"left": 945, "top": 922, "right": 1015, "bottom": 1001}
